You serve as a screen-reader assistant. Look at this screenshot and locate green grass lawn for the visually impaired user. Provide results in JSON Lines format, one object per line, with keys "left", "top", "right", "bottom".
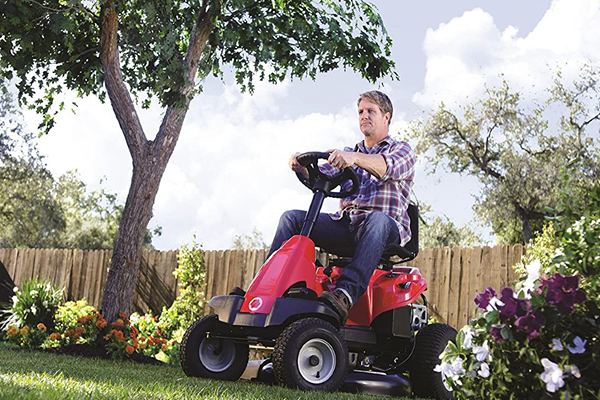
{"left": 0, "top": 346, "right": 426, "bottom": 400}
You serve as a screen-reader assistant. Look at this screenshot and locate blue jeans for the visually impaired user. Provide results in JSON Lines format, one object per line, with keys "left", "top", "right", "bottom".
{"left": 268, "top": 210, "right": 400, "bottom": 303}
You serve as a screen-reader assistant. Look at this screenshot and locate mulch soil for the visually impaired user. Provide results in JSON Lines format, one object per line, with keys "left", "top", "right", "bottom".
{"left": 42, "top": 342, "right": 165, "bottom": 365}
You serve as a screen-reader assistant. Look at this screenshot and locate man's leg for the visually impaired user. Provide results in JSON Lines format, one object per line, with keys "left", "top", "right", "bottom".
{"left": 268, "top": 210, "right": 353, "bottom": 258}
{"left": 335, "top": 211, "right": 400, "bottom": 303}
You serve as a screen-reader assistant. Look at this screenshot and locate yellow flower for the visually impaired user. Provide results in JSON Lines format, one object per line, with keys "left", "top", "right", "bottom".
{"left": 7, "top": 326, "right": 18, "bottom": 336}
{"left": 20, "top": 326, "right": 29, "bottom": 336}
{"left": 37, "top": 323, "right": 47, "bottom": 332}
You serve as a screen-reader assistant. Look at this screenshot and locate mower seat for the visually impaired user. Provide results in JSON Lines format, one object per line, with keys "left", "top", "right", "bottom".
{"left": 323, "top": 204, "right": 419, "bottom": 270}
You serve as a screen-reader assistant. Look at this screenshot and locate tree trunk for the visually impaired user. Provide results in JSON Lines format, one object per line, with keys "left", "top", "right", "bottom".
{"left": 99, "top": 0, "right": 214, "bottom": 322}
{"left": 515, "top": 205, "right": 533, "bottom": 244}
{"left": 101, "top": 154, "right": 166, "bottom": 319}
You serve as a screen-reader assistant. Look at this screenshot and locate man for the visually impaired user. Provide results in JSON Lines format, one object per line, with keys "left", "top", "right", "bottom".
{"left": 268, "top": 90, "right": 415, "bottom": 324}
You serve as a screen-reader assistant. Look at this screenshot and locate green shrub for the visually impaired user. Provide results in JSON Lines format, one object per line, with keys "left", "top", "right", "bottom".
{"left": 170, "top": 236, "right": 207, "bottom": 330}
{"left": 1, "top": 279, "right": 63, "bottom": 331}
{"left": 54, "top": 299, "right": 96, "bottom": 332}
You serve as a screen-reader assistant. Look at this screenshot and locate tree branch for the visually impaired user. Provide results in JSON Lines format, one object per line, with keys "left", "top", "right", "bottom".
{"left": 99, "top": 0, "right": 148, "bottom": 166}
{"left": 153, "top": 0, "right": 217, "bottom": 161}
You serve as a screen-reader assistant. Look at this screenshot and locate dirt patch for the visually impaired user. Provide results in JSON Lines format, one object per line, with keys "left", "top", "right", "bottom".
{"left": 43, "top": 342, "right": 165, "bottom": 365}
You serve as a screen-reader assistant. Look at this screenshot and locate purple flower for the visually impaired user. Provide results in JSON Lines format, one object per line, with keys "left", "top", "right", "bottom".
{"left": 514, "top": 309, "right": 545, "bottom": 340}
{"left": 490, "top": 325, "right": 504, "bottom": 344}
{"left": 541, "top": 273, "right": 587, "bottom": 315}
{"left": 498, "top": 287, "right": 530, "bottom": 321}
{"left": 474, "top": 287, "right": 497, "bottom": 310}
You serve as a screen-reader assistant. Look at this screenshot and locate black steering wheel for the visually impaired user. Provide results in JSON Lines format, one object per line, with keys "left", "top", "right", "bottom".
{"left": 295, "top": 152, "right": 360, "bottom": 198}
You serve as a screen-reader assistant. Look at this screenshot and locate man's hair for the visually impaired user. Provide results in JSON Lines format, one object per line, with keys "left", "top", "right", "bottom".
{"left": 357, "top": 90, "right": 393, "bottom": 123}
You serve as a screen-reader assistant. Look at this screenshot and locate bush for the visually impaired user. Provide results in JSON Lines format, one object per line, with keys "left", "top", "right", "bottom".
{"left": 1, "top": 279, "right": 63, "bottom": 331}
{"left": 5, "top": 323, "right": 49, "bottom": 347}
{"left": 169, "top": 236, "right": 207, "bottom": 330}
{"left": 436, "top": 183, "right": 600, "bottom": 399}
{"left": 54, "top": 299, "right": 96, "bottom": 332}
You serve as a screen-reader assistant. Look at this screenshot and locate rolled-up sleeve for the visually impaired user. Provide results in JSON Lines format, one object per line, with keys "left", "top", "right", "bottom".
{"left": 381, "top": 141, "right": 416, "bottom": 182}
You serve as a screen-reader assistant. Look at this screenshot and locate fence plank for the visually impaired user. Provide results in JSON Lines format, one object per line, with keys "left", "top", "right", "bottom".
{"left": 447, "top": 247, "right": 463, "bottom": 329}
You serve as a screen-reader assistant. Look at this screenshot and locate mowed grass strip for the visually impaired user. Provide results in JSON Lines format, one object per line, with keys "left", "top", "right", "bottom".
{"left": 0, "top": 347, "right": 422, "bottom": 400}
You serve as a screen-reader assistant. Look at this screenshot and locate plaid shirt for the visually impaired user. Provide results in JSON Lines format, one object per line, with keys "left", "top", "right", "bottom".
{"left": 321, "top": 136, "right": 415, "bottom": 246}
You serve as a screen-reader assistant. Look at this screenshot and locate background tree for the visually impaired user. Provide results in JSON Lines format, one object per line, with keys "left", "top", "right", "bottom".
{"left": 0, "top": 77, "right": 158, "bottom": 249}
{"left": 0, "top": 0, "right": 397, "bottom": 321}
{"left": 409, "top": 67, "right": 600, "bottom": 244}
{"left": 232, "top": 227, "right": 268, "bottom": 250}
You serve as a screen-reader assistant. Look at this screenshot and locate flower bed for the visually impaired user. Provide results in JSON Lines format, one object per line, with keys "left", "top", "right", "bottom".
{"left": 436, "top": 188, "right": 600, "bottom": 399}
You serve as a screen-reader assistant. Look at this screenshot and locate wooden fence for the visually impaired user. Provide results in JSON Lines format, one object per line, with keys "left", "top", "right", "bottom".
{"left": 0, "top": 245, "right": 523, "bottom": 329}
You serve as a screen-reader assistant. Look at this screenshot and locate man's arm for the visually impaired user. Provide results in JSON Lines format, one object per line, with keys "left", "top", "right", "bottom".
{"left": 327, "top": 150, "right": 387, "bottom": 179}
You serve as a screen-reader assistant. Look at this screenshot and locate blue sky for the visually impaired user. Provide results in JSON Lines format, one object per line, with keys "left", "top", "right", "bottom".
{"left": 25, "top": 0, "right": 600, "bottom": 250}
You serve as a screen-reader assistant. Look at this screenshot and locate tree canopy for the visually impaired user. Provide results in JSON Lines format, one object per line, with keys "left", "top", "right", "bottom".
{"left": 409, "top": 66, "right": 600, "bottom": 244}
{"left": 1, "top": 0, "right": 396, "bottom": 133}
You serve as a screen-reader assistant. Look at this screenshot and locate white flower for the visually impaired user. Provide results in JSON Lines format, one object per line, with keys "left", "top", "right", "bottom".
{"left": 567, "top": 337, "right": 587, "bottom": 354}
{"left": 521, "top": 259, "right": 541, "bottom": 298}
{"left": 551, "top": 338, "right": 564, "bottom": 351}
{"left": 434, "top": 356, "right": 465, "bottom": 391}
{"left": 12, "top": 295, "right": 18, "bottom": 305}
{"left": 564, "top": 364, "right": 581, "bottom": 379}
{"left": 42, "top": 301, "right": 48, "bottom": 308}
{"left": 462, "top": 327, "right": 474, "bottom": 350}
{"left": 13, "top": 286, "right": 19, "bottom": 293}
{"left": 487, "top": 297, "right": 505, "bottom": 312}
{"left": 473, "top": 341, "right": 490, "bottom": 362}
{"left": 541, "top": 358, "right": 565, "bottom": 393}
{"left": 29, "top": 290, "right": 38, "bottom": 296}
{"left": 478, "top": 362, "right": 490, "bottom": 378}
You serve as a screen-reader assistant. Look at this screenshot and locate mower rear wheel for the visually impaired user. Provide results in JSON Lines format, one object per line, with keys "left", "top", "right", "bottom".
{"left": 409, "top": 323, "right": 457, "bottom": 399}
{"left": 180, "top": 314, "right": 249, "bottom": 381}
{"left": 273, "top": 318, "right": 348, "bottom": 391}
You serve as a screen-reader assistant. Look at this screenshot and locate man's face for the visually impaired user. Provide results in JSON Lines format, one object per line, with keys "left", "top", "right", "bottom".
{"left": 358, "top": 98, "right": 390, "bottom": 138}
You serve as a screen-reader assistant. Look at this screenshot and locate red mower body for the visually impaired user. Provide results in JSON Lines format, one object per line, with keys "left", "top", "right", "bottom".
{"left": 240, "top": 235, "right": 427, "bottom": 327}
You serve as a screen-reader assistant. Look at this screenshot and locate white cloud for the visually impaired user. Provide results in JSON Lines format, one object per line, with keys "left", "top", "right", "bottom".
{"left": 414, "top": 0, "right": 600, "bottom": 109}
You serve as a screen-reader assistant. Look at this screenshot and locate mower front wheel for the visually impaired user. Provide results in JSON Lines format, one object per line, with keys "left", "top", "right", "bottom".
{"left": 273, "top": 317, "right": 348, "bottom": 391}
{"left": 180, "top": 314, "right": 249, "bottom": 381}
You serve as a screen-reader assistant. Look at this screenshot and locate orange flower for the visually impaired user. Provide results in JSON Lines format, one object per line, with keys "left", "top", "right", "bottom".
{"left": 171, "top": 340, "right": 179, "bottom": 346}
{"left": 77, "top": 316, "right": 86, "bottom": 324}
{"left": 140, "top": 343, "right": 147, "bottom": 350}
{"left": 36, "top": 323, "right": 47, "bottom": 332}
{"left": 139, "top": 336, "right": 147, "bottom": 343}
{"left": 125, "top": 345, "right": 134, "bottom": 355}
{"left": 64, "top": 329, "right": 74, "bottom": 337}
{"left": 7, "top": 326, "right": 18, "bottom": 336}
{"left": 20, "top": 326, "right": 29, "bottom": 336}
{"left": 112, "top": 319, "right": 124, "bottom": 328}
{"left": 96, "top": 320, "right": 104, "bottom": 328}
{"left": 75, "top": 326, "right": 83, "bottom": 335}
{"left": 131, "top": 326, "right": 138, "bottom": 336}
{"left": 161, "top": 344, "right": 168, "bottom": 352}
{"left": 119, "top": 312, "right": 127, "bottom": 319}
{"left": 105, "top": 334, "right": 112, "bottom": 340}
{"left": 115, "top": 331, "right": 124, "bottom": 341}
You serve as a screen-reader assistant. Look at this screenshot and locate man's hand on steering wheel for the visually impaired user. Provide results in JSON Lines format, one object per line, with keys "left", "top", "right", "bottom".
{"left": 327, "top": 149, "right": 358, "bottom": 170}
{"left": 293, "top": 152, "right": 359, "bottom": 198}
